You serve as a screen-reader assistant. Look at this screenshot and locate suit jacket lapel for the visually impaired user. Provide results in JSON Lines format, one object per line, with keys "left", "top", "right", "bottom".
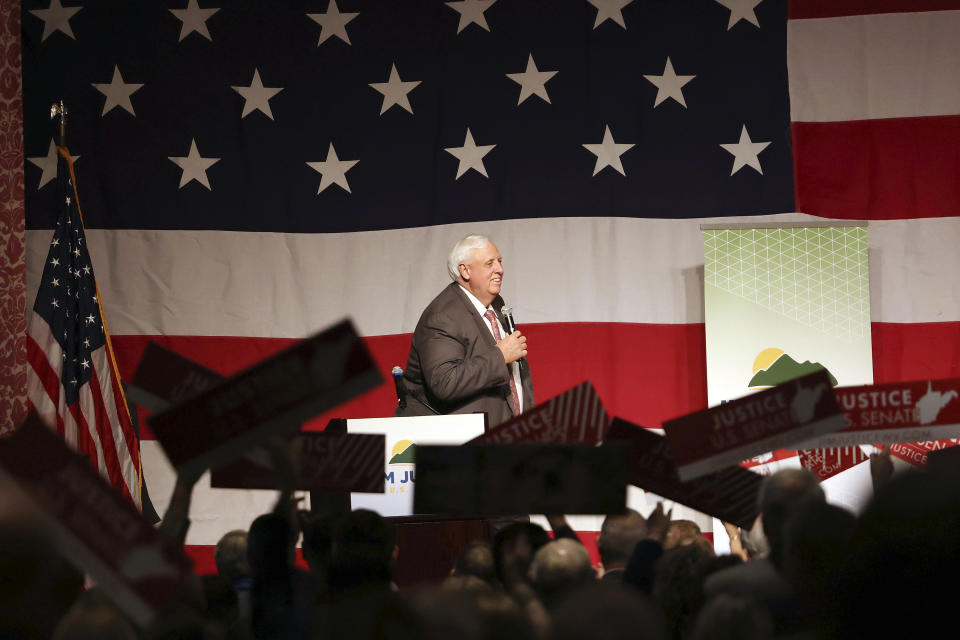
{"left": 451, "top": 283, "right": 497, "bottom": 348}
{"left": 453, "top": 285, "right": 531, "bottom": 409}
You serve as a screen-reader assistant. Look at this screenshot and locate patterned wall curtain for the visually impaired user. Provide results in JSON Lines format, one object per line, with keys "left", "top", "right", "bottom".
{"left": 0, "top": 0, "right": 27, "bottom": 433}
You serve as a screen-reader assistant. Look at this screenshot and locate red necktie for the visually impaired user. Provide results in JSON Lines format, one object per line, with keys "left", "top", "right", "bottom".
{"left": 484, "top": 310, "right": 521, "bottom": 416}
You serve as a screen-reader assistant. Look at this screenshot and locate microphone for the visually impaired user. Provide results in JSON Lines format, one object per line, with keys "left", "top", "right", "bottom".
{"left": 392, "top": 366, "right": 406, "bottom": 410}
{"left": 501, "top": 307, "right": 525, "bottom": 366}
{"left": 501, "top": 306, "right": 517, "bottom": 334}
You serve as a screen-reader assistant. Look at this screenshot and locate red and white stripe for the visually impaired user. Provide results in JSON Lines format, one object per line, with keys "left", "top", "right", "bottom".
{"left": 26, "top": 218, "right": 960, "bottom": 567}
{"left": 789, "top": 2, "right": 960, "bottom": 221}
{"left": 26, "top": 285, "right": 141, "bottom": 511}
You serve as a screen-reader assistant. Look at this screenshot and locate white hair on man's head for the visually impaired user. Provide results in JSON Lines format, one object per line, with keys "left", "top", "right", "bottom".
{"left": 447, "top": 234, "right": 493, "bottom": 281}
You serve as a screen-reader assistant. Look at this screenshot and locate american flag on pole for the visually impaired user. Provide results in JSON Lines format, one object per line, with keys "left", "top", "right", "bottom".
{"left": 25, "top": 146, "right": 141, "bottom": 510}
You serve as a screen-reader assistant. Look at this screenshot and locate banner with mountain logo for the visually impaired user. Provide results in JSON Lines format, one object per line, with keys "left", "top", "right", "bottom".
{"left": 702, "top": 224, "right": 873, "bottom": 408}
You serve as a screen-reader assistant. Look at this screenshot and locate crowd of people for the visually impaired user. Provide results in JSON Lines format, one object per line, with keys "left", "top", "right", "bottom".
{"left": 2, "top": 445, "right": 959, "bottom": 639}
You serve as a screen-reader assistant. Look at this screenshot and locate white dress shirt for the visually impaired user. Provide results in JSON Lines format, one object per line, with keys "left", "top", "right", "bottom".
{"left": 459, "top": 285, "right": 524, "bottom": 412}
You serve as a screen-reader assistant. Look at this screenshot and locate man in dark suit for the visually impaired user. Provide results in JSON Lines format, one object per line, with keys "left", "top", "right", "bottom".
{"left": 396, "top": 234, "right": 533, "bottom": 427}
{"left": 703, "top": 468, "right": 824, "bottom": 636}
{"left": 596, "top": 509, "right": 647, "bottom": 583}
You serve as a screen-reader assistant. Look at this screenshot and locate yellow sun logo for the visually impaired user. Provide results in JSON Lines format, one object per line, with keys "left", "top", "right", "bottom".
{"left": 752, "top": 348, "right": 785, "bottom": 374}
{"left": 390, "top": 440, "right": 415, "bottom": 458}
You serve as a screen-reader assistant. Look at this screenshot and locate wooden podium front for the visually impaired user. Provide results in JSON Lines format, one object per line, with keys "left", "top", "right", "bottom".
{"left": 389, "top": 515, "right": 491, "bottom": 587}
{"left": 337, "top": 414, "right": 492, "bottom": 587}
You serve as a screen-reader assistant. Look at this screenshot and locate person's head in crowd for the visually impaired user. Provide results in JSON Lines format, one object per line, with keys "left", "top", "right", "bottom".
{"left": 472, "top": 589, "right": 539, "bottom": 640}
{"left": 780, "top": 500, "right": 855, "bottom": 631}
{"left": 441, "top": 574, "right": 497, "bottom": 596}
{"left": 51, "top": 588, "right": 138, "bottom": 640}
{"left": 412, "top": 586, "right": 536, "bottom": 640}
{"left": 653, "top": 542, "right": 716, "bottom": 640}
{"left": 245, "top": 509, "right": 308, "bottom": 639}
{"left": 700, "top": 554, "right": 743, "bottom": 581}
{"left": 328, "top": 508, "right": 397, "bottom": 593}
{"left": 689, "top": 593, "right": 773, "bottom": 640}
{"left": 834, "top": 468, "right": 960, "bottom": 639}
{"left": 453, "top": 541, "right": 498, "bottom": 586}
{"left": 409, "top": 587, "right": 487, "bottom": 640}
{"left": 664, "top": 520, "right": 703, "bottom": 550}
{"left": 300, "top": 510, "right": 335, "bottom": 581}
{"left": 597, "top": 508, "right": 647, "bottom": 573}
{"left": 247, "top": 512, "right": 296, "bottom": 577}
{"left": 491, "top": 521, "right": 550, "bottom": 590}
{"left": 214, "top": 529, "right": 249, "bottom": 586}
{"left": 321, "top": 588, "right": 425, "bottom": 640}
{"left": 528, "top": 538, "right": 595, "bottom": 608}
{"left": 756, "top": 468, "right": 824, "bottom": 568}
{"left": 548, "top": 582, "right": 667, "bottom": 640}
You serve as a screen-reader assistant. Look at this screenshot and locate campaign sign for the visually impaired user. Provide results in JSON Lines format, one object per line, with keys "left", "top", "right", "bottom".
{"left": 605, "top": 418, "right": 761, "bottom": 529}
{"left": 130, "top": 345, "right": 383, "bottom": 492}
{"left": 798, "top": 378, "right": 960, "bottom": 449}
{"left": 663, "top": 369, "right": 844, "bottom": 481}
{"left": 150, "top": 319, "right": 381, "bottom": 476}
{"left": 347, "top": 414, "right": 487, "bottom": 517}
{"left": 0, "top": 415, "right": 194, "bottom": 627}
{"left": 890, "top": 439, "right": 960, "bottom": 468}
{"left": 469, "top": 381, "right": 610, "bottom": 445}
{"left": 413, "top": 443, "right": 627, "bottom": 516}
{"left": 797, "top": 446, "right": 870, "bottom": 482}
{"left": 210, "top": 432, "right": 385, "bottom": 493}
{"left": 127, "top": 342, "right": 224, "bottom": 413}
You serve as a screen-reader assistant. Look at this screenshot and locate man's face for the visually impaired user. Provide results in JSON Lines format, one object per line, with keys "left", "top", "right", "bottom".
{"left": 461, "top": 242, "right": 503, "bottom": 305}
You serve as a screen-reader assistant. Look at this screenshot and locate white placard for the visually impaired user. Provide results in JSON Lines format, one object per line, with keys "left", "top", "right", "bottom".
{"left": 348, "top": 414, "right": 486, "bottom": 517}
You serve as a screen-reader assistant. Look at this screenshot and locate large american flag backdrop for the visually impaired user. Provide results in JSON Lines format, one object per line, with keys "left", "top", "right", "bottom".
{"left": 17, "top": 0, "right": 960, "bottom": 569}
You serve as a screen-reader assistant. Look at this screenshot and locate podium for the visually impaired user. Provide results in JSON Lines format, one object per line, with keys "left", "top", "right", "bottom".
{"left": 331, "top": 414, "right": 491, "bottom": 586}
{"left": 346, "top": 414, "right": 486, "bottom": 517}
{"left": 389, "top": 515, "right": 492, "bottom": 587}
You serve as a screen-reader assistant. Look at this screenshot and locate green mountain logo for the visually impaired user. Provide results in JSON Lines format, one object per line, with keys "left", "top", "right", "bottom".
{"left": 388, "top": 442, "right": 417, "bottom": 464}
{"left": 749, "top": 353, "right": 838, "bottom": 388}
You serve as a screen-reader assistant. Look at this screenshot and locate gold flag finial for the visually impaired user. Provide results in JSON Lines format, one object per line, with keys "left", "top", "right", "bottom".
{"left": 50, "top": 100, "right": 68, "bottom": 147}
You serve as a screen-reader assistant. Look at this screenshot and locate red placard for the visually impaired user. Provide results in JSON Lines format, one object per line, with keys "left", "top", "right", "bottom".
{"left": 889, "top": 439, "right": 960, "bottom": 467}
{"left": 149, "top": 320, "right": 381, "bottom": 476}
{"left": 127, "top": 341, "right": 225, "bottom": 413}
{"left": 800, "top": 378, "right": 960, "bottom": 448}
{"left": 605, "top": 418, "right": 761, "bottom": 530}
{"left": 469, "top": 381, "right": 609, "bottom": 445}
{"left": 131, "top": 343, "right": 384, "bottom": 492}
{"left": 0, "top": 415, "right": 194, "bottom": 627}
{"left": 210, "top": 432, "right": 385, "bottom": 492}
{"left": 798, "top": 446, "right": 870, "bottom": 481}
{"left": 662, "top": 370, "right": 844, "bottom": 481}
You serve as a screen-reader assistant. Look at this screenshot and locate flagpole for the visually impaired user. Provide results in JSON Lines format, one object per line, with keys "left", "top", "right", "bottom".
{"left": 41, "top": 100, "right": 145, "bottom": 512}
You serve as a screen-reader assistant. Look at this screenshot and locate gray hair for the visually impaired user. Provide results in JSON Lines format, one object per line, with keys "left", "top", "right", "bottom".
{"left": 214, "top": 529, "right": 249, "bottom": 583}
{"left": 447, "top": 234, "right": 493, "bottom": 281}
{"left": 528, "top": 538, "right": 594, "bottom": 604}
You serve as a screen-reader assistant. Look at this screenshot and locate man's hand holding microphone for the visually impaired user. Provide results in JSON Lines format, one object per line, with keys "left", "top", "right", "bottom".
{"left": 496, "top": 306, "right": 527, "bottom": 364}
{"left": 497, "top": 331, "right": 527, "bottom": 364}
